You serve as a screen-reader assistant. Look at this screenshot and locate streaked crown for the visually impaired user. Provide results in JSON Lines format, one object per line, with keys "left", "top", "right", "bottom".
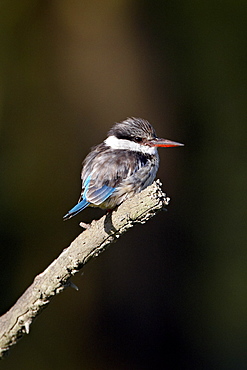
{"left": 108, "top": 117, "right": 157, "bottom": 143}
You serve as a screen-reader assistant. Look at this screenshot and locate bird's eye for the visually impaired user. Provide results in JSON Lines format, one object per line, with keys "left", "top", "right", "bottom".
{"left": 134, "top": 137, "right": 142, "bottom": 143}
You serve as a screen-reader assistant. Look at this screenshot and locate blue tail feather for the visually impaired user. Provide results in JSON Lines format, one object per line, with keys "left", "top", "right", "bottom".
{"left": 63, "top": 198, "right": 90, "bottom": 220}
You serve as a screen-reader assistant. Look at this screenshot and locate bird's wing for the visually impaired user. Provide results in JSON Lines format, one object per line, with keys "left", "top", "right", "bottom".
{"left": 79, "top": 145, "right": 147, "bottom": 205}
{"left": 81, "top": 176, "right": 116, "bottom": 206}
{"left": 63, "top": 168, "right": 116, "bottom": 219}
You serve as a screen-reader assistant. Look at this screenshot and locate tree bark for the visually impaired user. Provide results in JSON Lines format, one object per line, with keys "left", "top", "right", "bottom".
{"left": 0, "top": 180, "right": 169, "bottom": 359}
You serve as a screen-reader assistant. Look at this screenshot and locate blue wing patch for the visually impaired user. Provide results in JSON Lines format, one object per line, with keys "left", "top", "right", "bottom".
{"left": 87, "top": 184, "right": 116, "bottom": 205}
{"left": 63, "top": 175, "right": 116, "bottom": 220}
{"left": 84, "top": 175, "right": 91, "bottom": 190}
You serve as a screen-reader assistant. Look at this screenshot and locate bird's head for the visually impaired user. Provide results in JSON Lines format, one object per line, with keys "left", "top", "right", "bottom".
{"left": 104, "top": 117, "right": 184, "bottom": 153}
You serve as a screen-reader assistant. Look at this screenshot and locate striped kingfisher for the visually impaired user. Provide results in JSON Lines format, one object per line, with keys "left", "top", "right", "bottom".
{"left": 63, "top": 117, "right": 183, "bottom": 220}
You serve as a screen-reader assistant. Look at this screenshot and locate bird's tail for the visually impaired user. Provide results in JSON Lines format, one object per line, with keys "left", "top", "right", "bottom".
{"left": 63, "top": 199, "right": 90, "bottom": 220}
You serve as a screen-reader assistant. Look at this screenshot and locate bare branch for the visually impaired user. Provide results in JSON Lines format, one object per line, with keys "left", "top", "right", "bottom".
{"left": 0, "top": 180, "right": 169, "bottom": 358}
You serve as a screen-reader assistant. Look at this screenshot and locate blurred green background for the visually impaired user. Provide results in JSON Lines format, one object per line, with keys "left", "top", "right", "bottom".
{"left": 0, "top": 1, "right": 246, "bottom": 369}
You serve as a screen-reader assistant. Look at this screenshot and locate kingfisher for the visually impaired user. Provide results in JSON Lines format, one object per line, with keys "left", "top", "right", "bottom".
{"left": 63, "top": 117, "right": 183, "bottom": 220}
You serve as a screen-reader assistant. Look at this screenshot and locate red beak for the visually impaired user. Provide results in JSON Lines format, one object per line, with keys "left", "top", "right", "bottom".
{"left": 148, "top": 138, "right": 184, "bottom": 148}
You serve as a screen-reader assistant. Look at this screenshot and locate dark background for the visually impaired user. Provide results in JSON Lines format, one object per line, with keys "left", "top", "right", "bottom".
{"left": 0, "top": 1, "right": 246, "bottom": 369}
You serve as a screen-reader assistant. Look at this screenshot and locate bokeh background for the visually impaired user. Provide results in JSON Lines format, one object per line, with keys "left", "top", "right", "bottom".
{"left": 0, "top": 1, "right": 246, "bottom": 369}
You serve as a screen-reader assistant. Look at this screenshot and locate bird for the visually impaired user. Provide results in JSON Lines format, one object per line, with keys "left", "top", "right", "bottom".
{"left": 63, "top": 117, "right": 183, "bottom": 220}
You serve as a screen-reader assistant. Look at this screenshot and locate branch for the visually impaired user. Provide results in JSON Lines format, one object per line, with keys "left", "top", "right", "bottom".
{"left": 0, "top": 180, "right": 169, "bottom": 359}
